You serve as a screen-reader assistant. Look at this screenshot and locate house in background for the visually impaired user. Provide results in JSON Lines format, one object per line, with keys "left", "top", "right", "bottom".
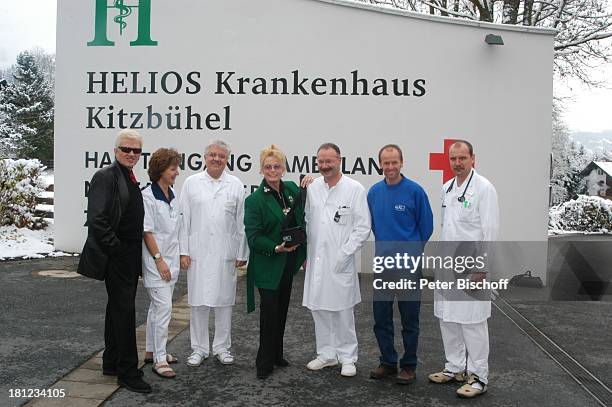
{"left": 580, "top": 161, "right": 612, "bottom": 200}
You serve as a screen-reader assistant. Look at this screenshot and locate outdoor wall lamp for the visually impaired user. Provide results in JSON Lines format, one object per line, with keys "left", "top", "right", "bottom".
{"left": 485, "top": 34, "right": 504, "bottom": 45}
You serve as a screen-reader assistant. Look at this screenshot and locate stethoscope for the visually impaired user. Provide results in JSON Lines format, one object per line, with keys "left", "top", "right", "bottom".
{"left": 444, "top": 169, "right": 474, "bottom": 203}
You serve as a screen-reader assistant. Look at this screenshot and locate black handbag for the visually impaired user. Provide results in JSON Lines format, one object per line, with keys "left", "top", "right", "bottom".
{"left": 280, "top": 186, "right": 307, "bottom": 248}
{"left": 280, "top": 225, "right": 306, "bottom": 248}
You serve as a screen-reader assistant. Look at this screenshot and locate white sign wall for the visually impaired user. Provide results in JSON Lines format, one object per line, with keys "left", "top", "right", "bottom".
{"left": 55, "top": 0, "right": 555, "bottom": 278}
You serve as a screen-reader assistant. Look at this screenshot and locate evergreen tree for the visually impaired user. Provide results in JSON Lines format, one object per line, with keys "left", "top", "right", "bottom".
{"left": 0, "top": 51, "right": 54, "bottom": 160}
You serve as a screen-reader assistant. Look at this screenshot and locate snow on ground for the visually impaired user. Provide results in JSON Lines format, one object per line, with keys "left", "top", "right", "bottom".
{"left": 0, "top": 223, "right": 77, "bottom": 260}
{"left": 0, "top": 170, "right": 70, "bottom": 261}
{"left": 35, "top": 203, "right": 54, "bottom": 212}
{"left": 40, "top": 171, "right": 54, "bottom": 189}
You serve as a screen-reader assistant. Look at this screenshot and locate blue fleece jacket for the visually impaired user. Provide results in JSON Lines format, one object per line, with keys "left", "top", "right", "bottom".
{"left": 367, "top": 175, "right": 434, "bottom": 243}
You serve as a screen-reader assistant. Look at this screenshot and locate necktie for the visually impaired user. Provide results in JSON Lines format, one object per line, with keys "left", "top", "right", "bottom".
{"left": 129, "top": 170, "right": 137, "bottom": 184}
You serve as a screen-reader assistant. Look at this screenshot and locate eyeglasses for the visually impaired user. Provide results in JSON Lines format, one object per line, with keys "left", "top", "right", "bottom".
{"left": 263, "top": 164, "right": 283, "bottom": 171}
{"left": 117, "top": 146, "right": 142, "bottom": 154}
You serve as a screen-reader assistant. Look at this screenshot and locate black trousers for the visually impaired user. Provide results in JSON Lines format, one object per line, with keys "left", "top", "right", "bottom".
{"left": 256, "top": 264, "right": 294, "bottom": 373}
{"left": 102, "top": 241, "right": 141, "bottom": 379}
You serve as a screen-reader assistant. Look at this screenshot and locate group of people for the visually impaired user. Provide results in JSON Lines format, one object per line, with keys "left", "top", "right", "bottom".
{"left": 78, "top": 130, "right": 499, "bottom": 400}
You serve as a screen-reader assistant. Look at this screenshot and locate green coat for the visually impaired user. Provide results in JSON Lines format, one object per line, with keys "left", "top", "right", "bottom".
{"left": 245, "top": 180, "right": 307, "bottom": 312}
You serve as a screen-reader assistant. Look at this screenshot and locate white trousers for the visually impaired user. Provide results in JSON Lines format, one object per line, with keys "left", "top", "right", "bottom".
{"left": 439, "top": 319, "right": 489, "bottom": 383}
{"left": 190, "top": 305, "right": 232, "bottom": 356}
{"left": 311, "top": 308, "right": 358, "bottom": 364}
{"left": 145, "top": 285, "right": 175, "bottom": 364}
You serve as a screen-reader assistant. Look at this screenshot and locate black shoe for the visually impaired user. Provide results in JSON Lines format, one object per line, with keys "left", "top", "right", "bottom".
{"left": 117, "top": 375, "right": 152, "bottom": 393}
{"left": 274, "top": 358, "right": 289, "bottom": 367}
{"left": 107, "top": 368, "right": 144, "bottom": 377}
{"left": 102, "top": 368, "right": 118, "bottom": 376}
{"left": 257, "top": 368, "right": 273, "bottom": 379}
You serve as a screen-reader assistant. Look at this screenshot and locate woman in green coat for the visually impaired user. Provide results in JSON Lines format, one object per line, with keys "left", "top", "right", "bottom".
{"left": 244, "top": 145, "right": 307, "bottom": 379}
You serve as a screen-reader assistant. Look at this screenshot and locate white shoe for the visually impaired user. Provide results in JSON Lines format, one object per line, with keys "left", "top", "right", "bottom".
{"left": 216, "top": 351, "right": 235, "bottom": 365}
{"left": 341, "top": 363, "right": 357, "bottom": 377}
{"left": 186, "top": 352, "right": 207, "bottom": 367}
{"left": 306, "top": 358, "right": 338, "bottom": 370}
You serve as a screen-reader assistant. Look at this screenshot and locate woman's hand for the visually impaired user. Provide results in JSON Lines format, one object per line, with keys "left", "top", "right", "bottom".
{"left": 275, "top": 242, "right": 299, "bottom": 253}
{"left": 155, "top": 258, "right": 172, "bottom": 281}
{"left": 300, "top": 175, "right": 316, "bottom": 188}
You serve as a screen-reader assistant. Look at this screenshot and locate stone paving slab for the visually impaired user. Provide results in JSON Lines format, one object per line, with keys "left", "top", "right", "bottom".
{"left": 22, "top": 293, "right": 190, "bottom": 407}
{"left": 28, "top": 397, "right": 101, "bottom": 407}
{"left": 49, "top": 381, "right": 115, "bottom": 400}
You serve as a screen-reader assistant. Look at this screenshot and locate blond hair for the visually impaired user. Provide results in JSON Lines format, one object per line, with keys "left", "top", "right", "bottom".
{"left": 259, "top": 144, "right": 286, "bottom": 170}
{"left": 115, "top": 129, "right": 143, "bottom": 147}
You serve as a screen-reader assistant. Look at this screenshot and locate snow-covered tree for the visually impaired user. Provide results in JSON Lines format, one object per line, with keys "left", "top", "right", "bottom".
{"left": 0, "top": 158, "right": 47, "bottom": 229}
{"left": 549, "top": 195, "right": 612, "bottom": 232}
{"left": 360, "top": 0, "right": 612, "bottom": 86}
{"left": 550, "top": 105, "right": 593, "bottom": 203}
{"left": 30, "top": 47, "right": 55, "bottom": 99}
{"left": 0, "top": 51, "right": 54, "bottom": 160}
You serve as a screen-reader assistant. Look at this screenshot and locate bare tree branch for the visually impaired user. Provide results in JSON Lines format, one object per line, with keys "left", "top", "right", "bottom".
{"left": 358, "top": 0, "right": 612, "bottom": 87}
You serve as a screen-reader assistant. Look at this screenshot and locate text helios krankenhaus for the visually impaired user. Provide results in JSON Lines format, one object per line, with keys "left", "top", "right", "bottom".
{"left": 85, "top": 70, "right": 427, "bottom": 131}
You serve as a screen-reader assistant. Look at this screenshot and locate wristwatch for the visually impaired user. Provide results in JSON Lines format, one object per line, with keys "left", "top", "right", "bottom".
{"left": 153, "top": 252, "right": 162, "bottom": 260}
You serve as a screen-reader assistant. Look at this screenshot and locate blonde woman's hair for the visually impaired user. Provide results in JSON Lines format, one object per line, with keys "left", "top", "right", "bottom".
{"left": 259, "top": 144, "right": 286, "bottom": 170}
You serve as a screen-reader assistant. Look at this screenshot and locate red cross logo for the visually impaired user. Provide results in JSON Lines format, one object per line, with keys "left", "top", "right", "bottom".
{"left": 429, "top": 139, "right": 456, "bottom": 183}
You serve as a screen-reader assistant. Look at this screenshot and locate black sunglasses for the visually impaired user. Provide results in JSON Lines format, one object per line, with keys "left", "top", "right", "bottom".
{"left": 118, "top": 146, "right": 142, "bottom": 154}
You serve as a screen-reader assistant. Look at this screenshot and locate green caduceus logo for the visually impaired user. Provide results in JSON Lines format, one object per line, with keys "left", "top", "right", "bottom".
{"left": 88, "top": 0, "right": 158, "bottom": 46}
{"left": 113, "top": 0, "right": 133, "bottom": 36}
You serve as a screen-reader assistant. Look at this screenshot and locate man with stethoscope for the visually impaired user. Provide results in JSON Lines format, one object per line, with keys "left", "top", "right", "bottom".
{"left": 428, "top": 140, "right": 499, "bottom": 398}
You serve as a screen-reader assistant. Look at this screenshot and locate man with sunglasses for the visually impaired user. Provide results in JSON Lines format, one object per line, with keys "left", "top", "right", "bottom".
{"left": 78, "top": 130, "right": 151, "bottom": 393}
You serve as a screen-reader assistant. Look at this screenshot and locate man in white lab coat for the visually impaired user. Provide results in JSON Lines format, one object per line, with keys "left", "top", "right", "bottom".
{"left": 428, "top": 140, "right": 499, "bottom": 398}
{"left": 303, "top": 143, "right": 371, "bottom": 377}
{"left": 179, "top": 140, "right": 248, "bottom": 366}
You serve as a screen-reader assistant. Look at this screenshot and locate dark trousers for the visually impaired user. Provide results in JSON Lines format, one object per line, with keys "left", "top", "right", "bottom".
{"left": 256, "top": 265, "right": 293, "bottom": 373}
{"left": 373, "top": 298, "right": 421, "bottom": 370}
{"left": 102, "top": 241, "right": 141, "bottom": 378}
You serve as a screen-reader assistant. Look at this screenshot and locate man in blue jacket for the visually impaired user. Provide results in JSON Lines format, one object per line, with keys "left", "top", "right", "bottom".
{"left": 367, "top": 144, "right": 433, "bottom": 384}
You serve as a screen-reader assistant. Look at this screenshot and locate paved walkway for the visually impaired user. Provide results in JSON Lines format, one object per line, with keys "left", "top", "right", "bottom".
{"left": 1, "top": 255, "right": 610, "bottom": 407}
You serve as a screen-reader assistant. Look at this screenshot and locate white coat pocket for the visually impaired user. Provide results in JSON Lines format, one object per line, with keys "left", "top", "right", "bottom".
{"left": 224, "top": 200, "right": 237, "bottom": 216}
{"left": 336, "top": 207, "right": 352, "bottom": 225}
{"left": 458, "top": 200, "right": 477, "bottom": 223}
{"left": 334, "top": 253, "right": 353, "bottom": 273}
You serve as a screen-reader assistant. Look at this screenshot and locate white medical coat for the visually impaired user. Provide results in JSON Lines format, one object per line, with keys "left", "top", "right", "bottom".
{"left": 179, "top": 171, "right": 248, "bottom": 307}
{"left": 303, "top": 175, "right": 371, "bottom": 311}
{"left": 434, "top": 169, "right": 499, "bottom": 323}
{"left": 142, "top": 185, "right": 180, "bottom": 288}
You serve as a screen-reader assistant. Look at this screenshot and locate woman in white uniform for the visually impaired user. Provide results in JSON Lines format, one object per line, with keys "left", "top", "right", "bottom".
{"left": 142, "top": 148, "right": 182, "bottom": 379}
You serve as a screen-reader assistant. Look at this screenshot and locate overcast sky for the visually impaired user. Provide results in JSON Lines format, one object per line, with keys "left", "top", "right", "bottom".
{"left": 1, "top": 0, "right": 610, "bottom": 133}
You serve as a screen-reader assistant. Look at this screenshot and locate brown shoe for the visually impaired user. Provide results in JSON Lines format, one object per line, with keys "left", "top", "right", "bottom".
{"left": 396, "top": 367, "right": 416, "bottom": 385}
{"left": 369, "top": 364, "right": 398, "bottom": 380}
